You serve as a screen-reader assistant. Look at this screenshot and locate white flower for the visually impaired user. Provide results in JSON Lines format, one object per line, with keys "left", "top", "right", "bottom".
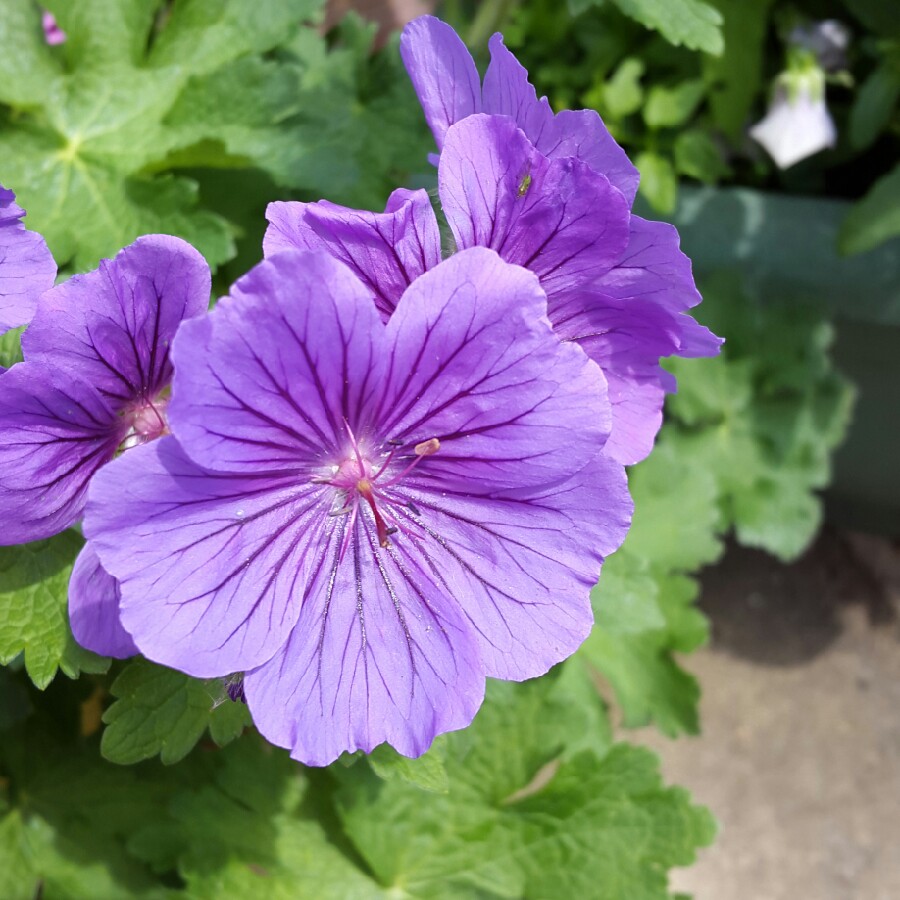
{"left": 750, "top": 68, "right": 836, "bottom": 169}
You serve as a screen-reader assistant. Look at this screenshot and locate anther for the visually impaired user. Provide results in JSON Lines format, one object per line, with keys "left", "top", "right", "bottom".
{"left": 415, "top": 438, "right": 440, "bottom": 456}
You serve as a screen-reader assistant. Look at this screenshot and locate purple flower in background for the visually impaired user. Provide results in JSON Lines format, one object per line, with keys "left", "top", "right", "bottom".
{"left": 0, "top": 235, "right": 210, "bottom": 657}
{"left": 42, "top": 11, "right": 66, "bottom": 46}
{"left": 400, "top": 15, "right": 639, "bottom": 203}
{"left": 85, "top": 248, "right": 631, "bottom": 765}
{"left": 0, "top": 184, "right": 56, "bottom": 337}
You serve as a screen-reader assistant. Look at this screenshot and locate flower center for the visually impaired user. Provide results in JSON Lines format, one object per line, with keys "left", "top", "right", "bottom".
{"left": 315, "top": 429, "right": 440, "bottom": 554}
{"left": 118, "top": 394, "right": 170, "bottom": 453}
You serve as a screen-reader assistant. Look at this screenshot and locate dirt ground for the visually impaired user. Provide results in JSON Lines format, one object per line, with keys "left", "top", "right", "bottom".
{"left": 631, "top": 530, "right": 900, "bottom": 900}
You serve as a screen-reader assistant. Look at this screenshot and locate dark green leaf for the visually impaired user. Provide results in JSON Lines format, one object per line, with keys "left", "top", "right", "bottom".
{"left": 839, "top": 163, "right": 900, "bottom": 256}
{"left": 849, "top": 60, "right": 900, "bottom": 151}
{"left": 702, "top": 0, "right": 776, "bottom": 139}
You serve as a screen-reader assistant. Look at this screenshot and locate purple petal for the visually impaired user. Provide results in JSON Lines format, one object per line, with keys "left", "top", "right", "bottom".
{"left": 0, "top": 363, "right": 121, "bottom": 543}
{"left": 392, "top": 454, "right": 631, "bottom": 680}
{"left": 483, "top": 34, "right": 639, "bottom": 205}
{"left": 0, "top": 185, "right": 56, "bottom": 335}
{"left": 68, "top": 542, "right": 137, "bottom": 658}
{"left": 42, "top": 11, "right": 66, "bottom": 45}
{"left": 600, "top": 371, "right": 667, "bottom": 466}
{"left": 262, "top": 201, "right": 323, "bottom": 257}
{"left": 482, "top": 34, "right": 555, "bottom": 145}
{"left": 243, "top": 518, "right": 484, "bottom": 766}
{"left": 400, "top": 15, "right": 482, "bottom": 152}
{"left": 439, "top": 115, "right": 630, "bottom": 303}
{"left": 547, "top": 217, "right": 721, "bottom": 464}
{"left": 264, "top": 189, "right": 441, "bottom": 318}
{"left": 377, "top": 247, "right": 611, "bottom": 490}
{"left": 169, "top": 251, "right": 387, "bottom": 475}
{"left": 23, "top": 235, "right": 210, "bottom": 405}
{"left": 85, "top": 437, "right": 331, "bottom": 676}
{"left": 588, "top": 216, "right": 721, "bottom": 357}
{"left": 545, "top": 109, "right": 640, "bottom": 207}
{"left": 554, "top": 298, "right": 679, "bottom": 465}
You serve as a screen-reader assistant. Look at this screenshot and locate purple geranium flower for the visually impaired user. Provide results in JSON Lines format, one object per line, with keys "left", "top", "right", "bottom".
{"left": 266, "top": 114, "right": 721, "bottom": 465}
{"left": 84, "top": 247, "right": 631, "bottom": 765}
{"left": 399, "top": 15, "right": 639, "bottom": 203}
{"left": 0, "top": 235, "right": 211, "bottom": 657}
{"left": 0, "top": 184, "right": 56, "bottom": 337}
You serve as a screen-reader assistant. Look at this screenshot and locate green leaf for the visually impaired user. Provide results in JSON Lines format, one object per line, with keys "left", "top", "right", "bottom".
{"left": 625, "top": 436, "right": 724, "bottom": 573}
{"left": 147, "top": 0, "right": 322, "bottom": 73}
{"left": 0, "top": 0, "right": 321, "bottom": 271}
{"left": 581, "top": 572, "right": 707, "bottom": 735}
{"left": 0, "top": 809, "right": 164, "bottom": 900}
{"left": 674, "top": 129, "right": 732, "bottom": 182}
{"left": 643, "top": 79, "right": 706, "bottom": 129}
{"left": 129, "top": 736, "right": 387, "bottom": 898}
{"left": 0, "top": 0, "right": 60, "bottom": 107}
{"left": 839, "top": 163, "right": 900, "bottom": 256}
{"left": 368, "top": 740, "right": 450, "bottom": 794}
{"left": 731, "top": 475, "right": 822, "bottom": 561}
{"left": 336, "top": 679, "right": 714, "bottom": 899}
{"left": 0, "top": 532, "right": 108, "bottom": 689}
{"left": 0, "top": 327, "right": 25, "bottom": 370}
{"left": 665, "top": 273, "right": 854, "bottom": 560}
{"left": 50, "top": 0, "right": 162, "bottom": 69}
{"left": 594, "top": 553, "right": 666, "bottom": 635}
{"left": 845, "top": 0, "right": 900, "bottom": 38}
{"left": 101, "top": 659, "right": 250, "bottom": 765}
{"left": 702, "top": 0, "right": 775, "bottom": 139}
{"left": 0, "top": 668, "right": 32, "bottom": 732}
{"left": 849, "top": 60, "right": 900, "bottom": 151}
{"left": 636, "top": 151, "right": 678, "bottom": 212}
{"left": 603, "top": 57, "right": 646, "bottom": 119}
{"left": 184, "top": 817, "right": 386, "bottom": 900}
{"left": 608, "top": 0, "right": 724, "bottom": 54}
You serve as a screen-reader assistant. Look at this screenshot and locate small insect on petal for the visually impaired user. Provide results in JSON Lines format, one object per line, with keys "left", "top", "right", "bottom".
{"left": 517, "top": 173, "right": 532, "bottom": 198}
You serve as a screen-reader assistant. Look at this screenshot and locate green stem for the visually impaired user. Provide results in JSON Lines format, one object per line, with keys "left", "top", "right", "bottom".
{"left": 466, "top": 0, "right": 521, "bottom": 51}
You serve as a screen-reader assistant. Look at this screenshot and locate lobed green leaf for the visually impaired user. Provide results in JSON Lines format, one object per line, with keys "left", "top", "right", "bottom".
{"left": 0, "top": 532, "right": 108, "bottom": 689}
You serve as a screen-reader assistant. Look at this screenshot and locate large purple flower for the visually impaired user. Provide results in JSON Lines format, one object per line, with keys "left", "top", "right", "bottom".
{"left": 0, "top": 184, "right": 56, "bottom": 336}
{"left": 399, "top": 14, "right": 639, "bottom": 203}
{"left": 84, "top": 247, "right": 631, "bottom": 765}
{"left": 266, "top": 113, "right": 720, "bottom": 464}
{"left": 0, "top": 235, "right": 211, "bottom": 657}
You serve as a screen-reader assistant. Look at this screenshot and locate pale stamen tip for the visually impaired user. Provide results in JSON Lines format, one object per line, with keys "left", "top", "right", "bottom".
{"left": 414, "top": 437, "right": 441, "bottom": 457}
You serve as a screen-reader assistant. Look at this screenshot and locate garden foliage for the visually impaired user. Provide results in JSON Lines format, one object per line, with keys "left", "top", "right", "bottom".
{"left": 0, "top": 1, "right": 858, "bottom": 896}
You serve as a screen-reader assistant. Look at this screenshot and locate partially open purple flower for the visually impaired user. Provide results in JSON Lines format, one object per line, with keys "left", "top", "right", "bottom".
{"left": 85, "top": 248, "right": 631, "bottom": 765}
{"left": 399, "top": 14, "right": 639, "bottom": 203}
{"left": 0, "top": 235, "right": 211, "bottom": 657}
{"left": 0, "top": 184, "right": 56, "bottom": 336}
